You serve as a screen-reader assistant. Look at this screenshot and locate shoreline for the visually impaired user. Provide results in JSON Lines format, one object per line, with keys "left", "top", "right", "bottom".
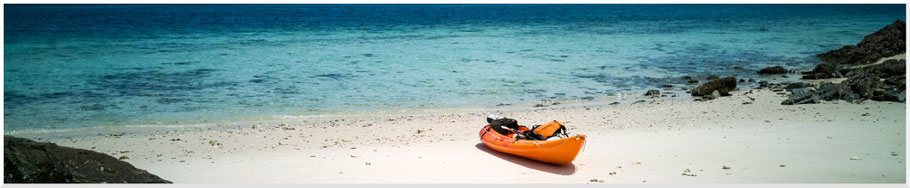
{"left": 11, "top": 86, "right": 905, "bottom": 183}
{"left": 4, "top": 90, "right": 691, "bottom": 138}
{"left": 5, "top": 70, "right": 804, "bottom": 137}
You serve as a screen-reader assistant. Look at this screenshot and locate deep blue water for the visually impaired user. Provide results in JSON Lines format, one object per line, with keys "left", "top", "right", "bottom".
{"left": 4, "top": 4, "right": 906, "bottom": 131}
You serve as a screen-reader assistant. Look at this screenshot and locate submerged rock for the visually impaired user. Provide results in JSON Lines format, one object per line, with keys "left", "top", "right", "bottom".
{"left": 692, "top": 77, "right": 737, "bottom": 96}
{"left": 4, "top": 136, "right": 171, "bottom": 183}
{"left": 758, "top": 66, "right": 788, "bottom": 74}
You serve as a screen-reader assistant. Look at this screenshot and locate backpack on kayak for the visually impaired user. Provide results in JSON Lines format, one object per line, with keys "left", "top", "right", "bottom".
{"left": 528, "top": 120, "right": 568, "bottom": 140}
{"left": 488, "top": 117, "right": 520, "bottom": 135}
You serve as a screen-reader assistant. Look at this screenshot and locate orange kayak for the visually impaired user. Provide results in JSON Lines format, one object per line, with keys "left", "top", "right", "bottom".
{"left": 478, "top": 125, "right": 586, "bottom": 165}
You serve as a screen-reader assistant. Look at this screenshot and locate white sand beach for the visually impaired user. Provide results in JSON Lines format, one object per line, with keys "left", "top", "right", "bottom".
{"left": 9, "top": 83, "right": 905, "bottom": 183}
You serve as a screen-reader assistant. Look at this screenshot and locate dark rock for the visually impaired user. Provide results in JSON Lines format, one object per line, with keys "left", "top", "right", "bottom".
{"left": 661, "top": 84, "right": 674, "bottom": 88}
{"left": 681, "top": 76, "right": 693, "bottom": 80}
{"left": 873, "top": 89, "right": 905, "bottom": 102}
{"left": 692, "top": 77, "right": 737, "bottom": 96}
{"left": 805, "top": 75, "right": 890, "bottom": 104}
{"left": 609, "top": 102, "right": 620, "bottom": 105}
{"left": 4, "top": 136, "right": 171, "bottom": 183}
{"left": 748, "top": 78, "right": 756, "bottom": 82}
{"left": 687, "top": 80, "right": 699, "bottom": 84}
{"left": 644, "top": 90, "right": 661, "bottom": 97}
{"left": 738, "top": 79, "right": 745, "bottom": 83}
{"left": 533, "top": 104, "right": 547, "bottom": 108}
{"left": 781, "top": 88, "right": 819, "bottom": 105}
{"left": 883, "top": 76, "right": 905, "bottom": 86}
{"left": 758, "top": 66, "right": 788, "bottom": 74}
{"left": 785, "top": 82, "right": 816, "bottom": 92}
{"left": 840, "top": 74, "right": 881, "bottom": 102}
{"left": 814, "top": 82, "right": 843, "bottom": 101}
{"left": 900, "top": 90, "right": 906, "bottom": 102}
{"left": 632, "top": 100, "right": 647, "bottom": 104}
{"left": 801, "top": 63, "right": 841, "bottom": 80}
{"left": 702, "top": 90, "right": 722, "bottom": 100}
{"left": 706, "top": 75, "right": 719, "bottom": 80}
{"left": 817, "top": 20, "right": 906, "bottom": 65}
{"left": 734, "top": 66, "right": 744, "bottom": 70}
{"left": 848, "top": 59, "right": 906, "bottom": 78}
{"left": 875, "top": 59, "right": 906, "bottom": 77}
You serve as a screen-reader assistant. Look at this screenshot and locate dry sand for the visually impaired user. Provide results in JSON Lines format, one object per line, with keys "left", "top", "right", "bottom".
{"left": 8, "top": 84, "right": 905, "bottom": 183}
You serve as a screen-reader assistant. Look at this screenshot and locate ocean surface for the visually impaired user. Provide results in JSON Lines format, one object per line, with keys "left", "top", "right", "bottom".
{"left": 4, "top": 4, "right": 906, "bottom": 131}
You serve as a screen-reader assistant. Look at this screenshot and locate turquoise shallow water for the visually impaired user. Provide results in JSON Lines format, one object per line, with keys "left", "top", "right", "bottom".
{"left": 4, "top": 4, "right": 906, "bottom": 131}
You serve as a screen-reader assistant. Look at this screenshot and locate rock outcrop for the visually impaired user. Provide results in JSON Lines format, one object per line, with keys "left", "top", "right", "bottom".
{"left": 782, "top": 60, "right": 906, "bottom": 105}
{"left": 786, "top": 21, "right": 907, "bottom": 104}
{"left": 816, "top": 20, "right": 905, "bottom": 66}
{"left": 4, "top": 136, "right": 171, "bottom": 183}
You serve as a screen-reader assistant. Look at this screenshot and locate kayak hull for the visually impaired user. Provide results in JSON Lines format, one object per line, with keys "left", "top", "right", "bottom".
{"left": 478, "top": 125, "right": 585, "bottom": 165}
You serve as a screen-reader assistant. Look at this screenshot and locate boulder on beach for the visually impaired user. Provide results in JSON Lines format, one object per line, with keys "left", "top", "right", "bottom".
{"left": 758, "top": 81, "right": 770, "bottom": 88}
{"left": 644, "top": 89, "right": 661, "bottom": 97}
{"left": 758, "top": 66, "right": 788, "bottom": 74}
{"left": 4, "top": 136, "right": 171, "bottom": 183}
{"left": 701, "top": 90, "right": 722, "bottom": 100}
{"left": 781, "top": 88, "right": 820, "bottom": 105}
{"left": 691, "top": 77, "right": 737, "bottom": 96}
{"left": 816, "top": 20, "right": 905, "bottom": 65}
